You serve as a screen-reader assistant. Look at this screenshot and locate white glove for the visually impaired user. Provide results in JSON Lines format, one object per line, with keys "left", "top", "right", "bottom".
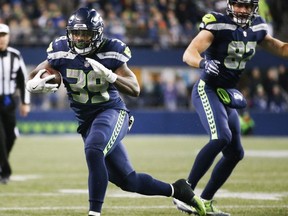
{"left": 86, "top": 58, "right": 117, "bottom": 83}
{"left": 26, "top": 69, "right": 59, "bottom": 93}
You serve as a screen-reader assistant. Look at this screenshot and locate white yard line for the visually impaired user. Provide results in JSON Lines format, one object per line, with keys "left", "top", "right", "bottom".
{"left": 1, "top": 189, "right": 288, "bottom": 201}
{"left": 245, "top": 150, "right": 288, "bottom": 158}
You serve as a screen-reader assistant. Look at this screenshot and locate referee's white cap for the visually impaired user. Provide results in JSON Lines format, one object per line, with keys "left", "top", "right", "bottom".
{"left": 0, "top": 24, "right": 10, "bottom": 34}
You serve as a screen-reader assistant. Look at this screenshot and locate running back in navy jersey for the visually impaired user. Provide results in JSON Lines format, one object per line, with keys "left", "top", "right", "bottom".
{"left": 199, "top": 12, "right": 268, "bottom": 88}
{"left": 26, "top": 8, "right": 208, "bottom": 216}
{"left": 46, "top": 36, "right": 131, "bottom": 132}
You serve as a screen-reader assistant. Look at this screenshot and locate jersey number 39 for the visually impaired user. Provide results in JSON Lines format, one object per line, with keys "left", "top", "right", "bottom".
{"left": 67, "top": 69, "right": 109, "bottom": 104}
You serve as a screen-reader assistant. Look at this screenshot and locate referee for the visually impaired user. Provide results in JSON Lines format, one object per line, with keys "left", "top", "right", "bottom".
{"left": 0, "top": 23, "right": 30, "bottom": 184}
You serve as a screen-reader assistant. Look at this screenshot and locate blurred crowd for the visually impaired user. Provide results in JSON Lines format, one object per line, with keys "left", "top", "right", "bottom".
{"left": 239, "top": 65, "right": 288, "bottom": 113}
{"left": 0, "top": 0, "right": 288, "bottom": 48}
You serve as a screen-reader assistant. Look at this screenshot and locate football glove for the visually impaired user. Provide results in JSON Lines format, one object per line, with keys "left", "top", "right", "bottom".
{"left": 199, "top": 59, "right": 220, "bottom": 76}
{"left": 26, "top": 69, "right": 59, "bottom": 93}
{"left": 86, "top": 58, "right": 117, "bottom": 83}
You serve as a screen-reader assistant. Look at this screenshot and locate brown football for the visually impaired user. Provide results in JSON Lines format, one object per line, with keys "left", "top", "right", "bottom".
{"left": 40, "top": 68, "right": 62, "bottom": 87}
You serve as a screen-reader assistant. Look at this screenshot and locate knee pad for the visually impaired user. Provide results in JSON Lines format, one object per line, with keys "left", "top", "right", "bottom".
{"left": 218, "top": 129, "right": 232, "bottom": 145}
{"left": 85, "top": 130, "right": 107, "bottom": 150}
{"left": 223, "top": 147, "right": 244, "bottom": 163}
{"left": 208, "top": 138, "right": 230, "bottom": 152}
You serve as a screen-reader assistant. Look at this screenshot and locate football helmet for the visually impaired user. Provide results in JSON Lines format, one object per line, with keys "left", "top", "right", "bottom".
{"left": 226, "top": 0, "right": 259, "bottom": 26}
{"left": 66, "top": 7, "right": 104, "bottom": 55}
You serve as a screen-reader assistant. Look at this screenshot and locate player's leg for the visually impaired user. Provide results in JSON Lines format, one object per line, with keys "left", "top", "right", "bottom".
{"left": 82, "top": 109, "right": 129, "bottom": 215}
{"left": 0, "top": 114, "right": 9, "bottom": 183}
{"left": 201, "top": 108, "right": 244, "bottom": 200}
{"left": 106, "top": 142, "right": 206, "bottom": 216}
{"left": 188, "top": 80, "right": 232, "bottom": 190}
{"left": 194, "top": 109, "right": 242, "bottom": 216}
{"left": 4, "top": 110, "right": 17, "bottom": 156}
{"left": 174, "top": 80, "right": 232, "bottom": 215}
{"left": 106, "top": 141, "right": 172, "bottom": 196}
{"left": 0, "top": 110, "right": 15, "bottom": 183}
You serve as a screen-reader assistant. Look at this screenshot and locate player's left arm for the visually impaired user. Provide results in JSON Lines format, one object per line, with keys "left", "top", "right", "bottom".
{"left": 114, "top": 63, "right": 140, "bottom": 97}
{"left": 259, "top": 34, "right": 288, "bottom": 58}
{"left": 86, "top": 57, "right": 140, "bottom": 97}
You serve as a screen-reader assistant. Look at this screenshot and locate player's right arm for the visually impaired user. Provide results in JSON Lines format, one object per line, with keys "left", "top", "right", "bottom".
{"left": 183, "top": 30, "right": 214, "bottom": 68}
{"left": 28, "top": 60, "right": 50, "bottom": 79}
{"left": 183, "top": 30, "right": 220, "bottom": 76}
{"left": 26, "top": 60, "right": 58, "bottom": 93}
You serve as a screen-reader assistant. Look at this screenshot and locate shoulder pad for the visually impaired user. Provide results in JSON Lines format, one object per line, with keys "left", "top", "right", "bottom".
{"left": 46, "top": 36, "right": 68, "bottom": 53}
{"left": 124, "top": 46, "right": 131, "bottom": 58}
{"left": 202, "top": 13, "right": 217, "bottom": 25}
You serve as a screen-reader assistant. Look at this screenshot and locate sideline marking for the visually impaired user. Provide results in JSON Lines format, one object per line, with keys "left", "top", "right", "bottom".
{"left": 58, "top": 189, "right": 288, "bottom": 201}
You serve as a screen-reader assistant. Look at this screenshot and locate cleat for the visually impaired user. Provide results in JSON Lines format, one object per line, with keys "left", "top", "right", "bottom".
{"left": 173, "top": 198, "right": 198, "bottom": 215}
{"left": 0, "top": 176, "right": 9, "bottom": 184}
{"left": 172, "top": 179, "right": 206, "bottom": 216}
{"left": 204, "top": 199, "right": 230, "bottom": 216}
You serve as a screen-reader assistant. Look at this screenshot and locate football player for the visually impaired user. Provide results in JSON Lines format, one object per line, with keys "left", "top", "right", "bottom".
{"left": 26, "top": 7, "right": 206, "bottom": 216}
{"left": 173, "top": 0, "right": 288, "bottom": 215}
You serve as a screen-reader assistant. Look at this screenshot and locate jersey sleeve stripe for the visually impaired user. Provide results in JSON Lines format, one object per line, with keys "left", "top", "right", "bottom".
{"left": 251, "top": 23, "right": 268, "bottom": 32}
{"left": 97, "top": 52, "right": 130, "bottom": 63}
{"left": 48, "top": 51, "right": 77, "bottom": 60}
{"left": 200, "top": 22, "right": 237, "bottom": 31}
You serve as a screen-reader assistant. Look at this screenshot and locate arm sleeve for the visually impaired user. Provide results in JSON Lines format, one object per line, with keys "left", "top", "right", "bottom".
{"left": 16, "top": 54, "right": 31, "bottom": 105}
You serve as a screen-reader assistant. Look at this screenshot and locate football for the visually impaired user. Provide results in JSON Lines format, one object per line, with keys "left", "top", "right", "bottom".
{"left": 40, "top": 68, "right": 62, "bottom": 88}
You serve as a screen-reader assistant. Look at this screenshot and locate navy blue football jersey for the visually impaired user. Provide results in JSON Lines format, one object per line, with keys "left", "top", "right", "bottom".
{"left": 46, "top": 36, "right": 131, "bottom": 132}
{"left": 199, "top": 12, "right": 268, "bottom": 88}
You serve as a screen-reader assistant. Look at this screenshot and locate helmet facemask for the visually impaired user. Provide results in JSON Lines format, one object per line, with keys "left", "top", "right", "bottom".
{"left": 67, "top": 28, "right": 103, "bottom": 55}
{"left": 227, "top": 0, "right": 259, "bottom": 27}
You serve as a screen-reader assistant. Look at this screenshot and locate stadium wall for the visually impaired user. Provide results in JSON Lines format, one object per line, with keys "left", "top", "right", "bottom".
{"left": 17, "top": 110, "right": 288, "bottom": 136}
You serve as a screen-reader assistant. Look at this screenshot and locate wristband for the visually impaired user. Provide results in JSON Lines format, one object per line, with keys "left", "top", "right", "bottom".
{"left": 106, "top": 72, "right": 118, "bottom": 83}
{"left": 199, "top": 59, "right": 206, "bottom": 69}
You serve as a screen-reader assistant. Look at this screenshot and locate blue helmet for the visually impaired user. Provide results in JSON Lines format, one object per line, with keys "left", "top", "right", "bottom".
{"left": 226, "top": 0, "right": 259, "bottom": 26}
{"left": 66, "top": 7, "right": 104, "bottom": 55}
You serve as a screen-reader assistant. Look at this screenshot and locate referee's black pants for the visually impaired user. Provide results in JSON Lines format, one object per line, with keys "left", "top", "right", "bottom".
{"left": 0, "top": 107, "right": 16, "bottom": 178}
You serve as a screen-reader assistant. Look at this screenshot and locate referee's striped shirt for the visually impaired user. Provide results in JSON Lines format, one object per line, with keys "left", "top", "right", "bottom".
{"left": 0, "top": 46, "right": 30, "bottom": 105}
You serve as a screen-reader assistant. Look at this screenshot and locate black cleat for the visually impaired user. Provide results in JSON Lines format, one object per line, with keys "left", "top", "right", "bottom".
{"left": 172, "top": 179, "right": 206, "bottom": 216}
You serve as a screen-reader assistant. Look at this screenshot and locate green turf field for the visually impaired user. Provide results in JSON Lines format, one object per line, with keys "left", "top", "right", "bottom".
{"left": 0, "top": 135, "right": 287, "bottom": 216}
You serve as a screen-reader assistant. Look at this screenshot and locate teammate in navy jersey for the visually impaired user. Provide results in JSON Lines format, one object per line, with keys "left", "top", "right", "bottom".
{"left": 173, "top": 0, "right": 288, "bottom": 215}
{"left": 26, "top": 7, "right": 206, "bottom": 216}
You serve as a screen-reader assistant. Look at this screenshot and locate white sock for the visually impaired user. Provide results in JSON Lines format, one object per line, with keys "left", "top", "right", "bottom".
{"left": 88, "top": 211, "right": 100, "bottom": 216}
{"left": 170, "top": 184, "right": 174, "bottom": 197}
